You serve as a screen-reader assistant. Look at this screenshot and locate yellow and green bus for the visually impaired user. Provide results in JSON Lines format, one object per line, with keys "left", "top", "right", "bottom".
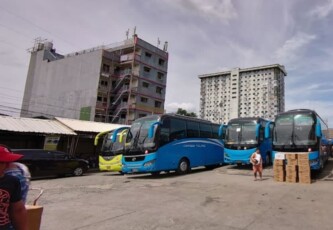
{"left": 94, "top": 126, "right": 130, "bottom": 173}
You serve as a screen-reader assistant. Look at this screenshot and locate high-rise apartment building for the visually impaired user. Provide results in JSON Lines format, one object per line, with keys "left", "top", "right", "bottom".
{"left": 21, "top": 35, "right": 168, "bottom": 124}
{"left": 199, "top": 64, "right": 287, "bottom": 123}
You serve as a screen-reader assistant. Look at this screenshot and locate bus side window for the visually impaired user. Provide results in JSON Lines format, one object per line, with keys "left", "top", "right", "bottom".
{"left": 160, "top": 118, "right": 170, "bottom": 147}
{"left": 170, "top": 118, "right": 186, "bottom": 141}
{"left": 211, "top": 125, "right": 219, "bottom": 139}
{"left": 186, "top": 121, "right": 199, "bottom": 138}
{"left": 199, "top": 123, "right": 212, "bottom": 138}
{"left": 259, "top": 126, "right": 264, "bottom": 142}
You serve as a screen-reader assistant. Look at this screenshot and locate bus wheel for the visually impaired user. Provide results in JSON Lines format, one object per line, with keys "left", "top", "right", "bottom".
{"left": 177, "top": 158, "right": 190, "bottom": 174}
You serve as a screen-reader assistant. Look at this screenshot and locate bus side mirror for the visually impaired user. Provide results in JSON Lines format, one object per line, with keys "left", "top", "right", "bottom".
{"left": 315, "top": 121, "right": 322, "bottom": 138}
{"left": 264, "top": 121, "right": 272, "bottom": 139}
{"left": 118, "top": 129, "right": 129, "bottom": 143}
{"left": 255, "top": 124, "right": 261, "bottom": 139}
{"left": 94, "top": 130, "right": 111, "bottom": 146}
{"left": 218, "top": 125, "right": 227, "bottom": 139}
{"left": 112, "top": 127, "right": 130, "bottom": 143}
{"left": 148, "top": 122, "right": 161, "bottom": 139}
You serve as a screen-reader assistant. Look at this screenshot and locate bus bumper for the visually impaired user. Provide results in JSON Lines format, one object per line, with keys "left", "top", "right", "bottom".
{"left": 99, "top": 163, "right": 122, "bottom": 172}
{"left": 122, "top": 155, "right": 158, "bottom": 174}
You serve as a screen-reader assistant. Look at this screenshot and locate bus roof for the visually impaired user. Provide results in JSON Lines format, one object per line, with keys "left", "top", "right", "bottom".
{"left": 276, "top": 109, "right": 328, "bottom": 127}
{"left": 132, "top": 113, "right": 219, "bottom": 125}
{"left": 227, "top": 117, "right": 270, "bottom": 124}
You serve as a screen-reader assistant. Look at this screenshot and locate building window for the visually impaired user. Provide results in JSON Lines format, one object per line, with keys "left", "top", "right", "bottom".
{"left": 142, "top": 82, "right": 149, "bottom": 88}
{"left": 155, "top": 101, "right": 162, "bottom": 108}
{"left": 100, "top": 80, "right": 108, "bottom": 86}
{"left": 102, "top": 64, "right": 110, "bottom": 73}
{"left": 145, "top": 52, "right": 152, "bottom": 58}
{"left": 156, "top": 86, "right": 163, "bottom": 94}
{"left": 144, "top": 66, "right": 151, "bottom": 73}
{"left": 141, "top": 97, "right": 148, "bottom": 103}
{"left": 157, "top": 72, "right": 164, "bottom": 80}
{"left": 158, "top": 58, "right": 165, "bottom": 66}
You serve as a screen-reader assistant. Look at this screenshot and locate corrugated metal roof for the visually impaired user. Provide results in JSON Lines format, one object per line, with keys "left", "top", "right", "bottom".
{"left": 0, "top": 116, "right": 76, "bottom": 135}
{"left": 55, "top": 117, "right": 127, "bottom": 133}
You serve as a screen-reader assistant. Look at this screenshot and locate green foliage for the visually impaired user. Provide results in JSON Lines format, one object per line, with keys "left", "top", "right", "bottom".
{"left": 176, "top": 108, "right": 197, "bottom": 117}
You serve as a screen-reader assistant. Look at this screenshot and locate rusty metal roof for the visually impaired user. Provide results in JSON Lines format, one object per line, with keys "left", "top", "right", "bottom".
{"left": 0, "top": 115, "right": 76, "bottom": 135}
{"left": 54, "top": 117, "right": 128, "bottom": 133}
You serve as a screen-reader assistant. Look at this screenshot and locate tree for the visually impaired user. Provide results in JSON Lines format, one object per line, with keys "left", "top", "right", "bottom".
{"left": 176, "top": 108, "right": 197, "bottom": 117}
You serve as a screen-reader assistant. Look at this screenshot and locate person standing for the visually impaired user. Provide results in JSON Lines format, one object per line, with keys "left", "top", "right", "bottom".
{"left": 250, "top": 148, "right": 263, "bottom": 181}
{"left": 0, "top": 144, "right": 31, "bottom": 204}
{"left": 0, "top": 145, "right": 28, "bottom": 230}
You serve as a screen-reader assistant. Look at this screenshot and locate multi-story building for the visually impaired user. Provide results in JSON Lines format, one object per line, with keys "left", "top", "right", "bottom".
{"left": 199, "top": 64, "right": 287, "bottom": 123}
{"left": 21, "top": 35, "right": 168, "bottom": 124}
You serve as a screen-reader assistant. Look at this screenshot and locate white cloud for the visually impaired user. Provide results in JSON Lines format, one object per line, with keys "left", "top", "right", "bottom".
{"left": 162, "top": 0, "right": 238, "bottom": 23}
{"left": 274, "top": 32, "right": 316, "bottom": 64}
{"left": 310, "top": 0, "right": 333, "bottom": 19}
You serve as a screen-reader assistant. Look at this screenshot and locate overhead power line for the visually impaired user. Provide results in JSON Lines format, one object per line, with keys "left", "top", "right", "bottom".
{"left": 0, "top": 5, "right": 79, "bottom": 50}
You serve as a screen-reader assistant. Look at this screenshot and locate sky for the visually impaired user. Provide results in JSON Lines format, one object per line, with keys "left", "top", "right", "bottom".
{"left": 1, "top": 0, "right": 333, "bottom": 126}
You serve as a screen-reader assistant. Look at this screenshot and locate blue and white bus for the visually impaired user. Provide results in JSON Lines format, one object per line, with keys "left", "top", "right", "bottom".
{"left": 222, "top": 117, "right": 273, "bottom": 166}
{"left": 272, "top": 109, "right": 329, "bottom": 170}
{"left": 113, "top": 114, "right": 224, "bottom": 175}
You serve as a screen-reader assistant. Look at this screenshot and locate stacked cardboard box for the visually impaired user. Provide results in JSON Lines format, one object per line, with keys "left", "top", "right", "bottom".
{"left": 273, "top": 159, "right": 285, "bottom": 182}
{"left": 298, "top": 153, "right": 311, "bottom": 184}
{"left": 285, "top": 153, "right": 298, "bottom": 183}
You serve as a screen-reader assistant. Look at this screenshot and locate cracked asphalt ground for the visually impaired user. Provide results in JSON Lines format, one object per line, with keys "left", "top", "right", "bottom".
{"left": 29, "top": 159, "right": 333, "bottom": 230}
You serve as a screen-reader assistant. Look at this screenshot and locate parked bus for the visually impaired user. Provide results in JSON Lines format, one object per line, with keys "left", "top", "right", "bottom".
{"left": 272, "top": 109, "right": 329, "bottom": 170}
{"left": 112, "top": 114, "right": 224, "bottom": 175}
{"left": 94, "top": 126, "right": 130, "bottom": 173}
{"left": 222, "top": 117, "right": 273, "bottom": 166}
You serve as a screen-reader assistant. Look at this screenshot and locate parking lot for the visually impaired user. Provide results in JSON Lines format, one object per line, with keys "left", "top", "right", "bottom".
{"left": 29, "top": 159, "right": 333, "bottom": 230}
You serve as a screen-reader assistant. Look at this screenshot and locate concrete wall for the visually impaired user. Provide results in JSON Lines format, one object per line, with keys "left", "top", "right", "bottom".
{"left": 22, "top": 48, "right": 103, "bottom": 120}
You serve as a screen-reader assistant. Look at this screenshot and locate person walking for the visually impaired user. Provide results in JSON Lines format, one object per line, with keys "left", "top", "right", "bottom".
{"left": 0, "top": 145, "right": 28, "bottom": 230}
{"left": 250, "top": 148, "right": 263, "bottom": 181}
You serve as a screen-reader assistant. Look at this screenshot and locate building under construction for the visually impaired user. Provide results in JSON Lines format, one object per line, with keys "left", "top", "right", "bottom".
{"left": 21, "top": 34, "right": 168, "bottom": 124}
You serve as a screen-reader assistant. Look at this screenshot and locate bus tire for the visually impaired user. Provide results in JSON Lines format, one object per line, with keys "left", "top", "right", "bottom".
{"left": 177, "top": 158, "right": 190, "bottom": 174}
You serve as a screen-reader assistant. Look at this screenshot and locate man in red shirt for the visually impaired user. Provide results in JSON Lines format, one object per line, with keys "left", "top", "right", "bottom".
{"left": 0, "top": 145, "right": 28, "bottom": 230}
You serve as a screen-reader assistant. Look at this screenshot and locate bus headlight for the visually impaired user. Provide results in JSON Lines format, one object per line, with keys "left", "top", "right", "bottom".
{"left": 144, "top": 160, "right": 156, "bottom": 167}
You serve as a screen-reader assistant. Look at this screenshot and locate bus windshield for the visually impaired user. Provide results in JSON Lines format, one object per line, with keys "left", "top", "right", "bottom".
{"left": 273, "top": 114, "right": 316, "bottom": 146}
{"left": 100, "top": 130, "right": 126, "bottom": 156}
{"left": 225, "top": 121, "right": 257, "bottom": 145}
{"left": 126, "top": 115, "right": 159, "bottom": 154}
